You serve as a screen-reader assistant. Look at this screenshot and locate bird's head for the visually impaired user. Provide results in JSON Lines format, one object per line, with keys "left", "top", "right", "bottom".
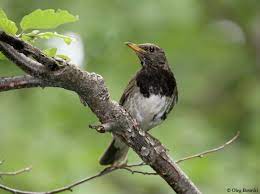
{"left": 125, "top": 42, "right": 168, "bottom": 69}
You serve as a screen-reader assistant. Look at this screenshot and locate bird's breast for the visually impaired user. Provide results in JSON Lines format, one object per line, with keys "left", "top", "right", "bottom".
{"left": 124, "top": 91, "right": 171, "bottom": 131}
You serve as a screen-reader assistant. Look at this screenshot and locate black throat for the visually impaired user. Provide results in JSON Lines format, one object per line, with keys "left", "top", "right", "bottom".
{"left": 136, "top": 65, "right": 177, "bottom": 98}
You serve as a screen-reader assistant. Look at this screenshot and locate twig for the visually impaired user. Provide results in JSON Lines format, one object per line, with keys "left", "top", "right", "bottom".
{"left": 89, "top": 122, "right": 116, "bottom": 133}
{"left": 0, "top": 131, "right": 240, "bottom": 194}
{"left": 0, "top": 75, "right": 46, "bottom": 92}
{"left": 0, "top": 166, "right": 32, "bottom": 177}
{"left": 0, "top": 41, "right": 46, "bottom": 77}
{"left": 120, "top": 167, "right": 157, "bottom": 175}
{"left": 175, "top": 131, "right": 240, "bottom": 164}
{"left": 126, "top": 162, "right": 146, "bottom": 168}
{"left": 0, "top": 164, "right": 153, "bottom": 194}
{"left": 0, "top": 167, "right": 114, "bottom": 194}
{"left": 119, "top": 131, "right": 240, "bottom": 174}
{"left": 0, "top": 31, "right": 60, "bottom": 70}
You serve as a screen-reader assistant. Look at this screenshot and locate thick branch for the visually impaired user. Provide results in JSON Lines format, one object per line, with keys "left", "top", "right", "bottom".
{"left": 0, "top": 75, "right": 46, "bottom": 92}
{"left": 0, "top": 31, "right": 202, "bottom": 194}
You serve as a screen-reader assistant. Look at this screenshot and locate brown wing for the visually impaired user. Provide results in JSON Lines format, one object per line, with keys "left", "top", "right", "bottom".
{"left": 168, "top": 86, "right": 178, "bottom": 112}
{"left": 119, "top": 75, "right": 137, "bottom": 106}
{"left": 161, "top": 84, "right": 178, "bottom": 120}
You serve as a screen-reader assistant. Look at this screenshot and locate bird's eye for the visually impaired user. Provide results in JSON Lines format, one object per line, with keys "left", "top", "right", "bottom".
{"left": 149, "top": 47, "right": 155, "bottom": 52}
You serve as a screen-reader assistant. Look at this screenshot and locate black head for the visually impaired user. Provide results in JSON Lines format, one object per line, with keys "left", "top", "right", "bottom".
{"left": 125, "top": 42, "right": 168, "bottom": 68}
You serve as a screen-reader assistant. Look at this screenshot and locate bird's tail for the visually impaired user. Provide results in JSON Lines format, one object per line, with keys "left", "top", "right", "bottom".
{"left": 99, "top": 137, "right": 129, "bottom": 166}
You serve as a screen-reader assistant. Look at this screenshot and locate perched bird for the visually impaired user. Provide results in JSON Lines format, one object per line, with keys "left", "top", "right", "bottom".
{"left": 100, "top": 42, "right": 178, "bottom": 166}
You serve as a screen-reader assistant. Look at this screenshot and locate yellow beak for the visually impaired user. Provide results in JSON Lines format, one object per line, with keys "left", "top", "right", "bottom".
{"left": 125, "top": 42, "right": 146, "bottom": 53}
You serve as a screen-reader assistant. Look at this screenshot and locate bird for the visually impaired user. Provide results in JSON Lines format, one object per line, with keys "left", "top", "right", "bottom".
{"left": 99, "top": 42, "right": 178, "bottom": 166}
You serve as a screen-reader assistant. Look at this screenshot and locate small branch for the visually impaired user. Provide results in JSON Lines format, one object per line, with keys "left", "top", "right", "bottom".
{"left": 0, "top": 41, "right": 47, "bottom": 77}
{"left": 89, "top": 122, "right": 116, "bottom": 133}
{"left": 0, "top": 131, "right": 239, "bottom": 194}
{"left": 0, "top": 166, "right": 32, "bottom": 177}
{"left": 0, "top": 32, "right": 60, "bottom": 70}
{"left": 0, "top": 129, "right": 239, "bottom": 194}
{"left": 175, "top": 131, "right": 240, "bottom": 164}
{"left": 120, "top": 167, "right": 157, "bottom": 175}
{"left": 0, "top": 167, "right": 115, "bottom": 194}
{"left": 126, "top": 162, "right": 146, "bottom": 168}
{"left": 0, "top": 75, "right": 46, "bottom": 92}
{"left": 0, "top": 163, "right": 152, "bottom": 194}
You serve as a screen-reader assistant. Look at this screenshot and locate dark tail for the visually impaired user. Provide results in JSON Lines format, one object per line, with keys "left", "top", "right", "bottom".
{"left": 99, "top": 137, "right": 129, "bottom": 166}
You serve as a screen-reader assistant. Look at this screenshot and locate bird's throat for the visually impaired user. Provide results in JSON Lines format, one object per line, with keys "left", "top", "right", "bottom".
{"left": 136, "top": 66, "right": 177, "bottom": 98}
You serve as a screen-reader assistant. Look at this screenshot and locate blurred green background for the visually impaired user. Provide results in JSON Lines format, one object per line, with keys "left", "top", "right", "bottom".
{"left": 0, "top": 0, "right": 259, "bottom": 194}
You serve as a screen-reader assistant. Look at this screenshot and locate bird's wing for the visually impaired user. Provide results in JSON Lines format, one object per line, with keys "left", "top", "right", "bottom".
{"left": 119, "top": 76, "right": 137, "bottom": 106}
{"left": 165, "top": 85, "right": 178, "bottom": 116}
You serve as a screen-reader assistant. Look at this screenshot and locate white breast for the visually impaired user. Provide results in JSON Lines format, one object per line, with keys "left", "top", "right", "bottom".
{"left": 124, "top": 91, "right": 170, "bottom": 131}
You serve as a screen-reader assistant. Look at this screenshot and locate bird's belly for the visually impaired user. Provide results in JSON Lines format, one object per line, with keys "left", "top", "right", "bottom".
{"left": 124, "top": 93, "right": 169, "bottom": 131}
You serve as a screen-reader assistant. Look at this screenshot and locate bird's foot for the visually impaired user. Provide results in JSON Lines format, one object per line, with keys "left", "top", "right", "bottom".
{"left": 111, "top": 159, "right": 128, "bottom": 168}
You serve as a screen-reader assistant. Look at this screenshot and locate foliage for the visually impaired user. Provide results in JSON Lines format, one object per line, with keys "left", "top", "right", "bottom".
{"left": 0, "top": 52, "right": 5, "bottom": 60}
{"left": 20, "top": 9, "right": 78, "bottom": 31}
{"left": 0, "top": 9, "right": 18, "bottom": 35}
{"left": 0, "top": 9, "right": 78, "bottom": 59}
{"left": 43, "top": 48, "right": 57, "bottom": 57}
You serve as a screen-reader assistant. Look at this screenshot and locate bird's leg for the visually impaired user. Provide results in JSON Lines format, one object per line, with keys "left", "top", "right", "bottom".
{"left": 111, "top": 159, "right": 128, "bottom": 168}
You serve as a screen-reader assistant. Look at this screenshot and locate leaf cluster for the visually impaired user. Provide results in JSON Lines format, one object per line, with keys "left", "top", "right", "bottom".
{"left": 0, "top": 9, "right": 79, "bottom": 60}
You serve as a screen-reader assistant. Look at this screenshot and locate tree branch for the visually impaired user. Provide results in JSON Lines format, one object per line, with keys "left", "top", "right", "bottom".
{"left": 0, "top": 131, "right": 239, "bottom": 194}
{"left": 0, "top": 167, "right": 115, "bottom": 194}
{"left": 0, "top": 42, "right": 47, "bottom": 77}
{"left": 0, "top": 166, "right": 32, "bottom": 177}
{"left": 0, "top": 32, "right": 60, "bottom": 70}
{"left": 0, "top": 164, "right": 156, "bottom": 194}
{"left": 175, "top": 131, "right": 240, "bottom": 164}
{"left": 0, "top": 75, "right": 46, "bottom": 92}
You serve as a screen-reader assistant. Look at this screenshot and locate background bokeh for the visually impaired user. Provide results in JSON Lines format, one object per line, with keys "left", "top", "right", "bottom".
{"left": 0, "top": 0, "right": 259, "bottom": 193}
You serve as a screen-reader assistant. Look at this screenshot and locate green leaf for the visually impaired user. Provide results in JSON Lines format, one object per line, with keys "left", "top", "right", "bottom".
{"left": 0, "top": 9, "right": 8, "bottom": 19}
{"left": 20, "top": 9, "right": 79, "bottom": 31}
{"left": 21, "top": 30, "right": 40, "bottom": 42}
{"left": 24, "top": 30, "right": 40, "bottom": 36}
{"left": 0, "top": 9, "right": 18, "bottom": 35}
{"left": 0, "top": 19, "right": 18, "bottom": 35}
{"left": 43, "top": 48, "right": 57, "bottom": 57}
{"left": 37, "top": 32, "right": 74, "bottom": 45}
{"left": 0, "top": 52, "right": 7, "bottom": 60}
{"left": 56, "top": 54, "right": 71, "bottom": 61}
